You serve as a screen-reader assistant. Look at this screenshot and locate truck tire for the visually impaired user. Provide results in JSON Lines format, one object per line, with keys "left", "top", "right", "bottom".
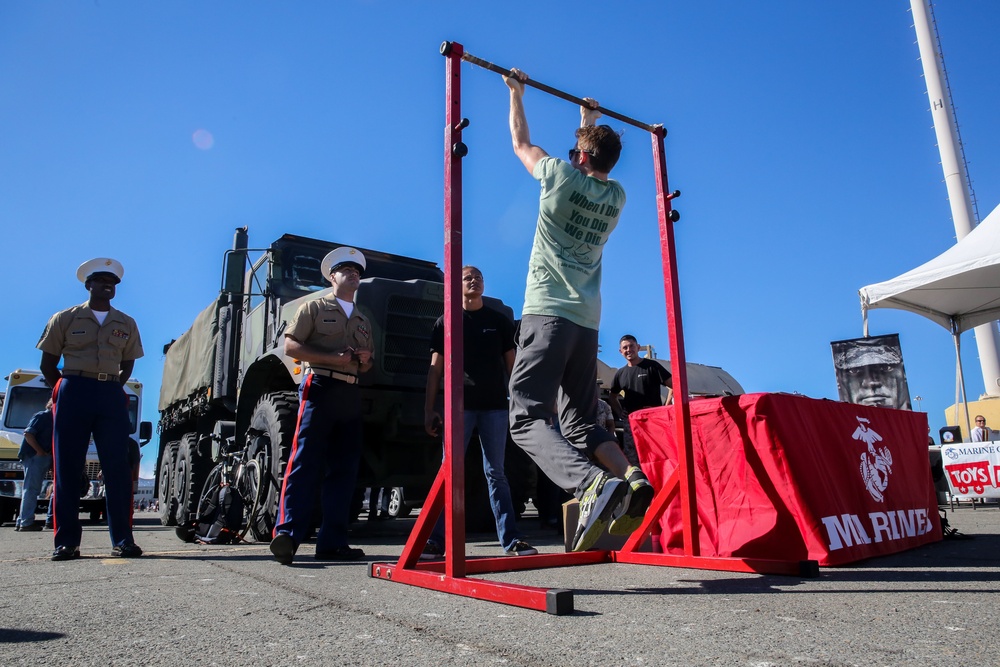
{"left": 173, "top": 433, "right": 211, "bottom": 525}
{"left": 246, "top": 391, "right": 299, "bottom": 541}
{"left": 157, "top": 441, "right": 180, "bottom": 526}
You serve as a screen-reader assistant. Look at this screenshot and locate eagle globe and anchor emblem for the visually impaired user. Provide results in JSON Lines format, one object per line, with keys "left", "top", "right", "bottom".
{"left": 852, "top": 416, "right": 893, "bottom": 502}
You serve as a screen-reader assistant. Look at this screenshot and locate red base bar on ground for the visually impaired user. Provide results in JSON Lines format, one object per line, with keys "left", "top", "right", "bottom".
{"left": 393, "top": 549, "right": 609, "bottom": 575}
{"left": 613, "top": 551, "right": 820, "bottom": 577}
{"left": 370, "top": 562, "right": 574, "bottom": 615}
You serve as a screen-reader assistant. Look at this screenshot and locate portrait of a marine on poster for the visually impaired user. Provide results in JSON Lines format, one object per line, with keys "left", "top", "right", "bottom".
{"left": 830, "top": 333, "right": 912, "bottom": 411}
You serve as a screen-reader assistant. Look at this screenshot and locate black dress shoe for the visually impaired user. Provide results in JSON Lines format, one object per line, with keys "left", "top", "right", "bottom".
{"left": 269, "top": 533, "right": 296, "bottom": 565}
{"left": 175, "top": 523, "right": 197, "bottom": 543}
{"left": 51, "top": 546, "right": 81, "bottom": 561}
{"left": 315, "top": 545, "right": 365, "bottom": 561}
{"left": 111, "top": 543, "right": 143, "bottom": 558}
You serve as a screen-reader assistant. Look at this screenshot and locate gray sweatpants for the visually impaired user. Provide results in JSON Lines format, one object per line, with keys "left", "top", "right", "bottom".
{"left": 508, "top": 315, "right": 614, "bottom": 498}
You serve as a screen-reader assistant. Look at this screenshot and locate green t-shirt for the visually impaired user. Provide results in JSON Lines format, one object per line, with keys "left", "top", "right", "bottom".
{"left": 522, "top": 156, "right": 626, "bottom": 329}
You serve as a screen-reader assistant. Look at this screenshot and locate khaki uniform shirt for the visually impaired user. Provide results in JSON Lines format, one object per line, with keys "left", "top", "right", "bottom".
{"left": 285, "top": 296, "right": 373, "bottom": 376}
{"left": 37, "top": 302, "right": 144, "bottom": 374}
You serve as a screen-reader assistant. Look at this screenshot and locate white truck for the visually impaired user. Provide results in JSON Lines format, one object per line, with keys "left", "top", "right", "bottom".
{"left": 0, "top": 369, "right": 152, "bottom": 525}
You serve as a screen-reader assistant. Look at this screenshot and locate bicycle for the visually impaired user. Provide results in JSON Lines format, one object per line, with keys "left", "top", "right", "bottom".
{"left": 177, "top": 442, "right": 264, "bottom": 544}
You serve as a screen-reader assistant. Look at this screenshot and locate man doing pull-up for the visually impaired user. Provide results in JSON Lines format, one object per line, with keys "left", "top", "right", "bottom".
{"left": 503, "top": 68, "right": 653, "bottom": 552}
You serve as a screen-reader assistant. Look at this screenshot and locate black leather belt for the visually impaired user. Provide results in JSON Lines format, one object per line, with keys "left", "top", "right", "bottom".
{"left": 307, "top": 367, "right": 358, "bottom": 384}
{"left": 62, "top": 370, "right": 118, "bottom": 382}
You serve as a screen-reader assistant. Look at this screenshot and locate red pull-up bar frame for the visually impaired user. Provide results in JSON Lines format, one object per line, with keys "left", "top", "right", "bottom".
{"left": 369, "top": 41, "right": 816, "bottom": 616}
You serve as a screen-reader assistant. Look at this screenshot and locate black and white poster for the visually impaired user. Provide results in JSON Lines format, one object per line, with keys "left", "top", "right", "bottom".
{"left": 831, "top": 334, "right": 912, "bottom": 411}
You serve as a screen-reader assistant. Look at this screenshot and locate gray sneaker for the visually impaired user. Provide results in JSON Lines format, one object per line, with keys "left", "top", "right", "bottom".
{"left": 608, "top": 466, "right": 654, "bottom": 537}
{"left": 571, "top": 473, "right": 627, "bottom": 552}
{"left": 503, "top": 540, "right": 538, "bottom": 556}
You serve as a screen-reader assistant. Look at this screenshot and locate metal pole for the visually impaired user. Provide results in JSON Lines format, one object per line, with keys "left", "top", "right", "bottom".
{"left": 953, "top": 329, "right": 972, "bottom": 440}
{"left": 650, "top": 129, "right": 698, "bottom": 555}
{"left": 443, "top": 42, "right": 467, "bottom": 578}
{"left": 444, "top": 42, "right": 663, "bottom": 134}
{"left": 910, "top": 0, "right": 1000, "bottom": 396}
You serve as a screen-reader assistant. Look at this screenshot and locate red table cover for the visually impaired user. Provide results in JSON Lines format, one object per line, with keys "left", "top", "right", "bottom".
{"left": 630, "top": 393, "right": 942, "bottom": 566}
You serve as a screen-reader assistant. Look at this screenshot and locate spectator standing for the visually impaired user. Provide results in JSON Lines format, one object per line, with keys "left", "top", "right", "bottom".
{"left": 423, "top": 265, "right": 536, "bottom": 558}
{"left": 16, "top": 400, "right": 54, "bottom": 531}
{"left": 611, "top": 335, "right": 673, "bottom": 466}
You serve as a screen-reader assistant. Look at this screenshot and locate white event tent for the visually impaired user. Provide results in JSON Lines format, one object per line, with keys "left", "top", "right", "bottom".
{"left": 859, "top": 201, "right": 1000, "bottom": 433}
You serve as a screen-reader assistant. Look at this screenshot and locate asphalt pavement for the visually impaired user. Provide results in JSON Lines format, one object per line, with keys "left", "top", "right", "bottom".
{"left": 1, "top": 503, "right": 997, "bottom": 667}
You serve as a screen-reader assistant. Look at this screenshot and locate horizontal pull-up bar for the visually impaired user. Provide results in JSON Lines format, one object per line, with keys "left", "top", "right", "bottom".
{"left": 440, "top": 41, "right": 663, "bottom": 135}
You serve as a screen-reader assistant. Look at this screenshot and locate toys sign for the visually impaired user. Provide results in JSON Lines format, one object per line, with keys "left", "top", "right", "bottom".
{"left": 941, "top": 443, "right": 1000, "bottom": 498}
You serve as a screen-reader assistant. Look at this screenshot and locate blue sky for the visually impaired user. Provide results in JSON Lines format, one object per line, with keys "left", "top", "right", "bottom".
{"left": 2, "top": 2, "right": 999, "bottom": 477}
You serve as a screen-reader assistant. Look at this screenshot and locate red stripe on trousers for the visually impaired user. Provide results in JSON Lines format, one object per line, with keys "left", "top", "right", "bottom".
{"left": 50, "top": 378, "right": 62, "bottom": 536}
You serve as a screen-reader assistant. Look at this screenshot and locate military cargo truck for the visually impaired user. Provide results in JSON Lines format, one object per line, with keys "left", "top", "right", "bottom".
{"left": 155, "top": 229, "right": 450, "bottom": 539}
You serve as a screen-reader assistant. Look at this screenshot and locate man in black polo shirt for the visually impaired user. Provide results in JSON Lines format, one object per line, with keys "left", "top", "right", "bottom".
{"left": 611, "top": 334, "right": 672, "bottom": 466}
{"left": 423, "top": 265, "right": 536, "bottom": 558}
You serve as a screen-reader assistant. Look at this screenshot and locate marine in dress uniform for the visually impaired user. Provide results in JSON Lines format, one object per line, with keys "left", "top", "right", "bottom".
{"left": 37, "top": 257, "right": 144, "bottom": 560}
{"left": 269, "top": 247, "right": 374, "bottom": 565}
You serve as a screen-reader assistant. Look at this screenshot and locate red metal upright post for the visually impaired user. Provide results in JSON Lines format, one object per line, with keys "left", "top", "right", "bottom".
{"left": 369, "top": 41, "right": 578, "bottom": 615}
{"left": 614, "top": 130, "right": 817, "bottom": 578}
{"left": 650, "top": 128, "right": 698, "bottom": 556}
{"left": 442, "top": 39, "right": 467, "bottom": 579}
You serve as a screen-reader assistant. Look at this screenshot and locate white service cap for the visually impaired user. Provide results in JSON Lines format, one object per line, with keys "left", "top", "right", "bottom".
{"left": 76, "top": 257, "right": 124, "bottom": 284}
{"left": 320, "top": 247, "right": 366, "bottom": 277}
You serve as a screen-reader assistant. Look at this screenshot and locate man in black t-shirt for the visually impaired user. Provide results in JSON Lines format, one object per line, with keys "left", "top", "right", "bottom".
{"left": 422, "top": 266, "right": 536, "bottom": 558}
{"left": 611, "top": 334, "right": 672, "bottom": 466}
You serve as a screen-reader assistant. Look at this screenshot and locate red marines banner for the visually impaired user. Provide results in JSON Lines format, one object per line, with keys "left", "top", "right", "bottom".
{"left": 630, "top": 393, "right": 942, "bottom": 566}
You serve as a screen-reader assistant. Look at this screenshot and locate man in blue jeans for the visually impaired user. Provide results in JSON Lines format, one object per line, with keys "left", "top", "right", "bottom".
{"left": 16, "top": 400, "right": 54, "bottom": 531}
{"left": 422, "top": 265, "right": 536, "bottom": 558}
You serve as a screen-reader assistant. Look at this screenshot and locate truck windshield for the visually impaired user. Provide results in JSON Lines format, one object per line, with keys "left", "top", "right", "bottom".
{"left": 3, "top": 386, "right": 50, "bottom": 429}
{"left": 2, "top": 387, "right": 138, "bottom": 435}
{"left": 280, "top": 246, "right": 327, "bottom": 294}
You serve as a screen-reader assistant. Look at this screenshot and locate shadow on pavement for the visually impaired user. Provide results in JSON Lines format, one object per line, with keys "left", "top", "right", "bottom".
{"left": 0, "top": 628, "right": 66, "bottom": 643}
